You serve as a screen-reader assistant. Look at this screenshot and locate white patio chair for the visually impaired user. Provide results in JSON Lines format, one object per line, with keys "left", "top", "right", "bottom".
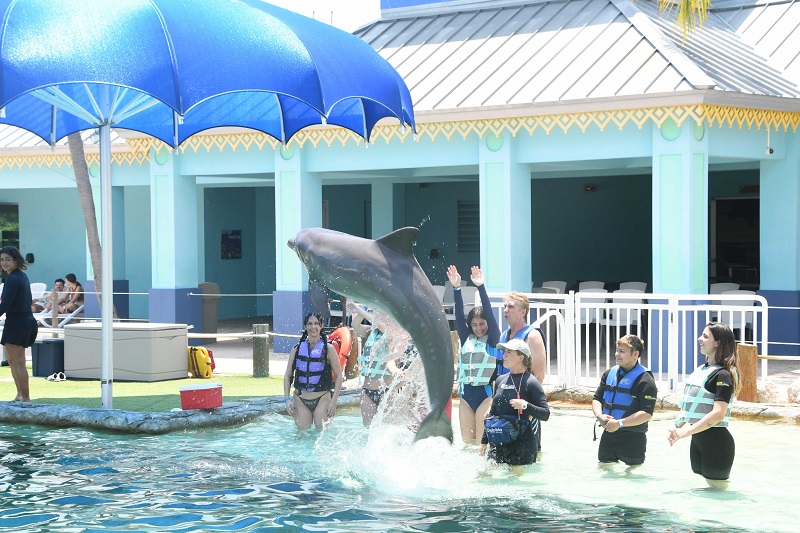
{"left": 578, "top": 281, "right": 605, "bottom": 291}
{"left": 541, "top": 281, "right": 567, "bottom": 294}
{"left": 719, "top": 290, "right": 757, "bottom": 339}
{"left": 599, "top": 290, "right": 644, "bottom": 343}
{"left": 709, "top": 283, "right": 741, "bottom": 321}
{"left": 30, "top": 282, "right": 47, "bottom": 301}
{"left": 619, "top": 281, "right": 647, "bottom": 292}
{"left": 578, "top": 288, "right": 608, "bottom": 324}
{"left": 710, "top": 282, "right": 739, "bottom": 294}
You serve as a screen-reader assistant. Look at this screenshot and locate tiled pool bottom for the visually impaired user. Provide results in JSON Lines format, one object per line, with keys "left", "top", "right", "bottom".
{"left": 1, "top": 407, "right": 798, "bottom": 532}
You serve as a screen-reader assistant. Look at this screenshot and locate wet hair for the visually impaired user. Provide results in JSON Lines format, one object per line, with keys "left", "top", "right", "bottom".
{"left": 505, "top": 291, "right": 529, "bottom": 314}
{"left": 466, "top": 306, "right": 486, "bottom": 335}
{"left": 65, "top": 273, "right": 78, "bottom": 284}
{"left": 298, "top": 312, "right": 328, "bottom": 346}
{"left": 617, "top": 334, "right": 644, "bottom": 357}
{"left": 55, "top": 278, "right": 65, "bottom": 285}
{"left": 0, "top": 246, "right": 27, "bottom": 270}
{"left": 705, "top": 322, "right": 741, "bottom": 395}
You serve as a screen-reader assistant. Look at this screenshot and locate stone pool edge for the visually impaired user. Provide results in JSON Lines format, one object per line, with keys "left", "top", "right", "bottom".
{"left": 1, "top": 387, "right": 798, "bottom": 434}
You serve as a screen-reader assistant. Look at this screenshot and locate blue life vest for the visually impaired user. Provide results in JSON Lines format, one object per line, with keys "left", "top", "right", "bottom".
{"left": 602, "top": 363, "right": 649, "bottom": 432}
{"left": 358, "top": 329, "right": 390, "bottom": 379}
{"left": 498, "top": 325, "right": 546, "bottom": 376}
{"left": 676, "top": 364, "right": 733, "bottom": 428}
{"left": 457, "top": 335, "right": 499, "bottom": 386}
{"left": 293, "top": 339, "right": 332, "bottom": 392}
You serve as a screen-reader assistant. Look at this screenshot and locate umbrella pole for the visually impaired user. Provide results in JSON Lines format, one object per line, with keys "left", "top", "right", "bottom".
{"left": 99, "top": 124, "right": 114, "bottom": 409}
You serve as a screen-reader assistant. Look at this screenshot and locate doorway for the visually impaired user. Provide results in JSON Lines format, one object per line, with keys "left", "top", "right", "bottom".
{"left": 709, "top": 198, "right": 759, "bottom": 289}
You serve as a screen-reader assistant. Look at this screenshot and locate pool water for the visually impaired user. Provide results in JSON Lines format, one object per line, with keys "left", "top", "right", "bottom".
{"left": 0, "top": 406, "right": 797, "bottom": 532}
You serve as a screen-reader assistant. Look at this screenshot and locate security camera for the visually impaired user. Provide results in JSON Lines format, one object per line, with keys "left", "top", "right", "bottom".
{"left": 766, "top": 147, "right": 774, "bottom": 155}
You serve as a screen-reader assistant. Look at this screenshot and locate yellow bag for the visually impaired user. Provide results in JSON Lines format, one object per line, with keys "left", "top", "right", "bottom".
{"left": 188, "top": 346, "right": 213, "bottom": 378}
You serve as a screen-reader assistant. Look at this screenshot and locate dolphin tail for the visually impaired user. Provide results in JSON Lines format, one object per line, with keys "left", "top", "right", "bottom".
{"left": 414, "top": 410, "right": 454, "bottom": 443}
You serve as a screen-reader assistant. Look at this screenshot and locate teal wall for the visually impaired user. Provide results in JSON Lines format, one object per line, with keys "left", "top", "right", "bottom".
{"left": 124, "top": 186, "right": 152, "bottom": 319}
{"left": 203, "top": 187, "right": 259, "bottom": 319}
{"left": 255, "top": 187, "right": 276, "bottom": 317}
{"left": 532, "top": 175, "right": 653, "bottom": 290}
{"left": 2, "top": 187, "right": 87, "bottom": 289}
{"left": 709, "top": 169, "right": 759, "bottom": 199}
{"left": 402, "top": 181, "right": 481, "bottom": 286}
{"left": 322, "top": 184, "right": 370, "bottom": 237}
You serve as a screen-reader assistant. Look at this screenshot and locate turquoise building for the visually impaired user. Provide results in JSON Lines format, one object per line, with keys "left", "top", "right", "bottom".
{"left": 0, "top": 0, "right": 797, "bottom": 353}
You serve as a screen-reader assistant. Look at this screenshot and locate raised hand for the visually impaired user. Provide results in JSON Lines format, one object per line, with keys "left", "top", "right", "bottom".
{"left": 470, "top": 266, "right": 484, "bottom": 287}
{"left": 446, "top": 265, "right": 462, "bottom": 288}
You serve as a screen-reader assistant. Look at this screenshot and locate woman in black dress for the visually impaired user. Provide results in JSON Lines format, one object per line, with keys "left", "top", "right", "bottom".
{"left": 0, "top": 246, "right": 39, "bottom": 402}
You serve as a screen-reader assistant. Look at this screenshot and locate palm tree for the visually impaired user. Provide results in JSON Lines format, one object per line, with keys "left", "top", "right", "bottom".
{"left": 658, "top": 0, "right": 710, "bottom": 38}
{"left": 66, "top": 132, "right": 104, "bottom": 310}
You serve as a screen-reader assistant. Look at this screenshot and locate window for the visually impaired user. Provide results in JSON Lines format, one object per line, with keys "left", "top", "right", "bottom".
{"left": 457, "top": 200, "right": 479, "bottom": 252}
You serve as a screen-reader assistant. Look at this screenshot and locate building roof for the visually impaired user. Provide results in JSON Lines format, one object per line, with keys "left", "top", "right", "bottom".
{"left": 357, "top": 0, "right": 800, "bottom": 117}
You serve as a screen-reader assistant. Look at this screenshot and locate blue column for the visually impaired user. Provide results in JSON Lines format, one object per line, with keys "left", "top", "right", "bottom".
{"left": 371, "top": 181, "right": 394, "bottom": 238}
{"left": 479, "top": 133, "right": 531, "bottom": 292}
{"left": 650, "top": 119, "right": 709, "bottom": 375}
{"left": 147, "top": 148, "right": 201, "bottom": 338}
{"left": 273, "top": 145, "right": 321, "bottom": 352}
{"left": 760, "top": 129, "right": 800, "bottom": 355}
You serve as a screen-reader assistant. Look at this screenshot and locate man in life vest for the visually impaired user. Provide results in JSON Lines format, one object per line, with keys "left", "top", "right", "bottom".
{"left": 591, "top": 334, "right": 658, "bottom": 466}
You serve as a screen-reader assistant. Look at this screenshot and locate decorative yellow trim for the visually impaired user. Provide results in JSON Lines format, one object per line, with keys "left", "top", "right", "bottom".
{"left": 2, "top": 105, "right": 798, "bottom": 169}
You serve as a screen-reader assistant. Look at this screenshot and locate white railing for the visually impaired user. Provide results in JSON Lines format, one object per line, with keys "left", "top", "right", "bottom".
{"left": 486, "top": 291, "right": 769, "bottom": 392}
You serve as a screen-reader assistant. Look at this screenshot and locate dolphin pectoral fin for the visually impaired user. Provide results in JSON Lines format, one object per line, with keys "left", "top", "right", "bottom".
{"left": 376, "top": 227, "right": 420, "bottom": 258}
{"left": 414, "top": 410, "right": 454, "bottom": 443}
{"left": 309, "top": 280, "right": 332, "bottom": 326}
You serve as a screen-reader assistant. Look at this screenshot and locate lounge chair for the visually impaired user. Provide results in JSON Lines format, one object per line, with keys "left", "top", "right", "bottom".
{"left": 35, "top": 304, "right": 85, "bottom": 328}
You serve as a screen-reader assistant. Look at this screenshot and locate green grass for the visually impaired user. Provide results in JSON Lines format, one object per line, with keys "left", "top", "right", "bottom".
{"left": 0, "top": 366, "right": 284, "bottom": 412}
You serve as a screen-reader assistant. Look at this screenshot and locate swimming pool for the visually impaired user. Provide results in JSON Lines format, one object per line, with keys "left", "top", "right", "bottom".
{"left": 0, "top": 406, "right": 797, "bottom": 532}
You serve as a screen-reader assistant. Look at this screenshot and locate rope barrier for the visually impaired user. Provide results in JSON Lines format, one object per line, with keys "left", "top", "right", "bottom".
{"left": 187, "top": 292, "right": 273, "bottom": 297}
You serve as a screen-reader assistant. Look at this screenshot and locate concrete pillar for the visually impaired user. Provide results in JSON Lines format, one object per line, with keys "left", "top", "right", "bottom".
{"left": 760, "top": 129, "right": 800, "bottom": 355}
{"left": 478, "top": 132, "right": 531, "bottom": 292}
{"left": 371, "top": 180, "right": 394, "bottom": 238}
{"left": 651, "top": 118, "right": 709, "bottom": 294}
{"left": 273, "top": 145, "right": 320, "bottom": 352}
{"left": 147, "top": 147, "right": 201, "bottom": 335}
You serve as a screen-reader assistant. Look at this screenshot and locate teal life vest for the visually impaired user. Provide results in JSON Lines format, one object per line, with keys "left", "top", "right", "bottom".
{"left": 602, "top": 363, "right": 649, "bottom": 432}
{"left": 457, "top": 335, "right": 499, "bottom": 386}
{"left": 676, "top": 364, "right": 733, "bottom": 428}
{"left": 358, "top": 329, "right": 389, "bottom": 379}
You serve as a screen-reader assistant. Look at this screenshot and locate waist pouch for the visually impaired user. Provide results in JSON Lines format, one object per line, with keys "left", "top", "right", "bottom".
{"left": 484, "top": 415, "right": 528, "bottom": 444}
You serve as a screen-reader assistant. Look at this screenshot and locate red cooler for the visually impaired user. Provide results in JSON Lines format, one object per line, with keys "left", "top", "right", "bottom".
{"left": 179, "top": 382, "right": 223, "bottom": 410}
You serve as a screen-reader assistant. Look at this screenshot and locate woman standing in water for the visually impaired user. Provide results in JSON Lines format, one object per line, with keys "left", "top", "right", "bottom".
{"left": 668, "top": 322, "right": 740, "bottom": 487}
{"left": 352, "top": 305, "right": 391, "bottom": 426}
{"left": 0, "top": 247, "right": 39, "bottom": 402}
{"left": 447, "top": 265, "right": 501, "bottom": 444}
{"left": 284, "top": 313, "right": 343, "bottom": 431}
{"left": 480, "top": 338, "right": 549, "bottom": 465}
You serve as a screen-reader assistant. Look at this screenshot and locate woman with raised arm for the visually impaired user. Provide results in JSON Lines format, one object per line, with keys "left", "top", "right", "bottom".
{"left": 447, "top": 265, "right": 501, "bottom": 444}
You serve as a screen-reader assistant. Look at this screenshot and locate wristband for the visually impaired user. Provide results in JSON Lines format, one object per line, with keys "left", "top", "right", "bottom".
{"left": 618, "top": 420, "right": 624, "bottom": 428}
{"left": 283, "top": 397, "right": 292, "bottom": 403}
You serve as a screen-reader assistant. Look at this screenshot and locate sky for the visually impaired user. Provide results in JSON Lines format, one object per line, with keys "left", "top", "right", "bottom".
{"left": 267, "top": 0, "right": 381, "bottom": 32}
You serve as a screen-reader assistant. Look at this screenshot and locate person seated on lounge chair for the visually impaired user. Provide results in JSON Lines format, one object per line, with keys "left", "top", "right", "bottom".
{"left": 32, "top": 278, "right": 65, "bottom": 313}
{"left": 59, "top": 273, "right": 84, "bottom": 314}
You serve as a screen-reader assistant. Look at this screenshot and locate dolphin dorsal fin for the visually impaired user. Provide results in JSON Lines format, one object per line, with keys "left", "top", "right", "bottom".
{"left": 377, "top": 227, "right": 420, "bottom": 257}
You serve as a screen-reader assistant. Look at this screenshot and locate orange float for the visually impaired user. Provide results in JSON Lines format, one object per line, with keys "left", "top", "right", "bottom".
{"left": 328, "top": 326, "right": 359, "bottom": 379}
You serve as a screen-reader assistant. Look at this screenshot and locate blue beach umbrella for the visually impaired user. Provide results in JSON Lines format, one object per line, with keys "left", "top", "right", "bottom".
{"left": 0, "top": 0, "right": 415, "bottom": 408}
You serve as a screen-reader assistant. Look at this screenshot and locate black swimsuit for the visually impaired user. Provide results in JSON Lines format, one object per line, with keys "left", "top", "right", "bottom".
{"left": 297, "top": 390, "right": 333, "bottom": 413}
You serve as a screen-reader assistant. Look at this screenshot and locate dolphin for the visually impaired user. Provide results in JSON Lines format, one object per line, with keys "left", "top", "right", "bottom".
{"left": 288, "top": 227, "right": 454, "bottom": 442}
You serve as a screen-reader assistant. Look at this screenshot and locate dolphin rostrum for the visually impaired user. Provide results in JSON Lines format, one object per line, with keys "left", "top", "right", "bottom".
{"left": 288, "top": 227, "right": 454, "bottom": 442}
